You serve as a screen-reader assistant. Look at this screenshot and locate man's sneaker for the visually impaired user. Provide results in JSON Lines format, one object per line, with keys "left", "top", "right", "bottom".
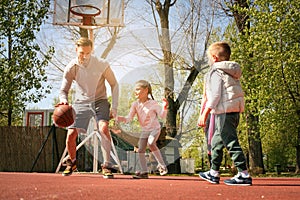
{"left": 62, "top": 159, "right": 77, "bottom": 176}
{"left": 102, "top": 164, "right": 114, "bottom": 179}
{"left": 61, "top": 156, "right": 70, "bottom": 166}
{"left": 133, "top": 171, "right": 149, "bottom": 179}
{"left": 157, "top": 165, "right": 168, "bottom": 176}
{"left": 199, "top": 171, "right": 220, "bottom": 184}
{"left": 224, "top": 173, "right": 252, "bottom": 186}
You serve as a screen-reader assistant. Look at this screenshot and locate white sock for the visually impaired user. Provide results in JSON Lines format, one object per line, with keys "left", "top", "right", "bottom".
{"left": 151, "top": 150, "right": 166, "bottom": 168}
{"left": 240, "top": 170, "right": 250, "bottom": 178}
{"left": 210, "top": 169, "right": 220, "bottom": 177}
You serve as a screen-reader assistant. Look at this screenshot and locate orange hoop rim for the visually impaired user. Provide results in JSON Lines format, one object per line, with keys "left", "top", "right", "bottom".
{"left": 70, "top": 5, "right": 101, "bottom": 17}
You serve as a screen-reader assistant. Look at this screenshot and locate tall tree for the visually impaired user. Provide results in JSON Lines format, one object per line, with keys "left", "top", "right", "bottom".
{"left": 149, "top": 0, "right": 219, "bottom": 172}
{"left": 241, "top": 0, "right": 300, "bottom": 173}
{"left": 221, "top": 0, "right": 300, "bottom": 173}
{"left": 218, "top": 0, "right": 265, "bottom": 174}
{"left": 0, "top": 0, "right": 54, "bottom": 126}
{"left": 151, "top": 0, "right": 216, "bottom": 136}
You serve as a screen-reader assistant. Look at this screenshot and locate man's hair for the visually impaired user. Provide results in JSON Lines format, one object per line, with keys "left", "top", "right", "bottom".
{"left": 76, "top": 37, "right": 93, "bottom": 47}
{"left": 207, "top": 42, "right": 231, "bottom": 61}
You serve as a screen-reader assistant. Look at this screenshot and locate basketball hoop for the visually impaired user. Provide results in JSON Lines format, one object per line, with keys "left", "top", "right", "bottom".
{"left": 70, "top": 5, "right": 101, "bottom": 26}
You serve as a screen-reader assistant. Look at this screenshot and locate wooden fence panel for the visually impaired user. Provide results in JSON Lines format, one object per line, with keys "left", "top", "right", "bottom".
{"left": 0, "top": 126, "right": 67, "bottom": 172}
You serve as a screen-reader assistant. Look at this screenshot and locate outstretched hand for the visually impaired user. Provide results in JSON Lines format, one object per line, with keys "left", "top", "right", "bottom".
{"left": 162, "top": 98, "right": 168, "bottom": 110}
{"left": 116, "top": 116, "right": 127, "bottom": 123}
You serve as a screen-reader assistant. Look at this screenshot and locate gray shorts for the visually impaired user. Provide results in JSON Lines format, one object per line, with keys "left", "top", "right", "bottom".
{"left": 69, "top": 99, "right": 110, "bottom": 131}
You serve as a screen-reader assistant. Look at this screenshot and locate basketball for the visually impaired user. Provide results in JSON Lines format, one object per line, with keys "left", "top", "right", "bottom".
{"left": 52, "top": 104, "right": 76, "bottom": 128}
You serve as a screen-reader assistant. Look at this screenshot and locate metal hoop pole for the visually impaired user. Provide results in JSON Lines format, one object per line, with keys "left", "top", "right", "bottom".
{"left": 89, "top": 29, "right": 94, "bottom": 53}
{"left": 55, "top": 116, "right": 123, "bottom": 174}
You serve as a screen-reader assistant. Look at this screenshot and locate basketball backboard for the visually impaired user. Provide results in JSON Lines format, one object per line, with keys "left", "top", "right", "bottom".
{"left": 53, "top": 0, "right": 124, "bottom": 29}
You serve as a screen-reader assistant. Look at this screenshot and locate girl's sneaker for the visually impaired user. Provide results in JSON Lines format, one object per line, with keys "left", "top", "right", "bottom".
{"left": 101, "top": 164, "right": 114, "bottom": 179}
{"left": 133, "top": 171, "right": 148, "bottom": 179}
{"left": 157, "top": 165, "right": 168, "bottom": 176}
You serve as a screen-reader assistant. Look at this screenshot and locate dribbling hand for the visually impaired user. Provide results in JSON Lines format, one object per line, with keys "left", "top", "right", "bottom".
{"left": 56, "top": 100, "right": 69, "bottom": 106}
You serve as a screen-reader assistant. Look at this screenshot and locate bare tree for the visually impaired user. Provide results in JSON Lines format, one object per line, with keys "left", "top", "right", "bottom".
{"left": 145, "top": 0, "right": 219, "bottom": 172}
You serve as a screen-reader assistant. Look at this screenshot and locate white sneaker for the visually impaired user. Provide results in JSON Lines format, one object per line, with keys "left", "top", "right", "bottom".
{"left": 157, "top": 165, "right": 168, "bottom": 176}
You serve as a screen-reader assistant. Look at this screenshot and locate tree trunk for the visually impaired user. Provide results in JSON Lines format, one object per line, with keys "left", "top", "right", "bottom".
{"left": 7, "top": 28, "right": 13, "bottom": 126}
{"left": 228, "top": 0, "right": 265, "bottom": 174}
{"left": 247, "top": 114, "right": 265, "bottom": 174}
{"left": 101, "top": 28, "right": 118, "bottom": 59}
{"left": 154, "top": 0, "right": 181, "bottom": 173}
{"left": 296, "top": 110, "right": 300, "bottom": 174}
{"left": 155, "top": 1, "right": 176, "bottom": 138}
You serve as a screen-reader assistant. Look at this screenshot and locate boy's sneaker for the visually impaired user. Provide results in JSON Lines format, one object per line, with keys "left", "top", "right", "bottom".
{"left": 157, "top": 165, "right": 168, "bottom": 176}
{"left": 199, "top": 171, "right": 220, "bottom": 184}
{"left": 102, "top": 164, "right": 114, "bottom": 179}
{"left": 62, "top": 159, "right": 77, "bottom": 176}
{"left": 133, "top": 171, "right": 149, "bottom": 179}
{"left": 224, "top": 173, "right": 252, "bottom": 186}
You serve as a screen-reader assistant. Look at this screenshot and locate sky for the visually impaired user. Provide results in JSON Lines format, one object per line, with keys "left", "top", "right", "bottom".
{"left": 26, "top": 1, "right": 167, "bottom": 110}
{"left": 26, "top": 0, "right": 225, "bottom": 110}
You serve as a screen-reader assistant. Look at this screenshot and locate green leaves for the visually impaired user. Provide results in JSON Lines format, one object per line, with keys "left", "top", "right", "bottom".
{"left": 231, "top": 0, "right": 300, "bottom": 169}
{"left": 0, "top": 0, "right": 53, "bottom": 126}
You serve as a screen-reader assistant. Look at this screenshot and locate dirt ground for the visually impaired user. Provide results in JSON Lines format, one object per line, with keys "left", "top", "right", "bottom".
{"left": 0, "top": 172, "right": 300, "bottom": 200}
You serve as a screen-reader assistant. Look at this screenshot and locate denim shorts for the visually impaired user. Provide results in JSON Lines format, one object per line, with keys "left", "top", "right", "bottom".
{"left": 69, "top": 99, "right": 110, "bottom": 131}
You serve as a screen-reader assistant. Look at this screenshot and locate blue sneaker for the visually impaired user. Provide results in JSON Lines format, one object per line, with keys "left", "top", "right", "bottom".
{"left": 224, "top": 173, "right": 252, "bottom": 186}
{"left": 199, "top": 171, "right": 220, "bottom": 184}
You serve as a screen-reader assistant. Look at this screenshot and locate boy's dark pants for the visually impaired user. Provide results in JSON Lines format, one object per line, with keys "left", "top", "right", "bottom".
{"left": 210, "top": 112, "right": 247, "bottom": 172}
{"left": 205, "top": 113, "right": 212, "bottom": 167}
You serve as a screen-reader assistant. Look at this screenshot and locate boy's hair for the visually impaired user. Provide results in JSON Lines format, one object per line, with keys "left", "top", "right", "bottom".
{"left": 76, "top": 37, "right": 93, "bottom": 48}
{"left": 135, "top": 80, "right": 154, "bottom": 100}
{"left": 207, "top": 42, "right": 231, "bottom": 61}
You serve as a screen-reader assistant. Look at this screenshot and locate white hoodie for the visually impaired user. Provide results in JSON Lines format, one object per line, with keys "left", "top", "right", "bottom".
{"left": 205, "top": 61, "right": 245, "bottom": 114}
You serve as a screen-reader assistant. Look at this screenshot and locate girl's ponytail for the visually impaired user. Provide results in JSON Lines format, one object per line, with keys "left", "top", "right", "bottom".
{"left": 148, "top": 83, "right": 154, "bottom": 100}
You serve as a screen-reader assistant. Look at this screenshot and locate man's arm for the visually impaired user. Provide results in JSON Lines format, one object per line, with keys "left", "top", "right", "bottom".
{"left": 59, "top": 67, "right": 74, "bottom": 104}
{"left": 104, "top": 66, "right": 119, "bottom": 117}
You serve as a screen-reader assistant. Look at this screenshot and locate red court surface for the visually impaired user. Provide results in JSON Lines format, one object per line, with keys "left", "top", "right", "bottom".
{"left": 0, "top": 172, "right": 299, "bottom": 200}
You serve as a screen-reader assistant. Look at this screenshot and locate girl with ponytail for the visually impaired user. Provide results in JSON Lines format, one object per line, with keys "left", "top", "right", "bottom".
{"left": 117, "top": 80, "right": 168, "bottom": 179}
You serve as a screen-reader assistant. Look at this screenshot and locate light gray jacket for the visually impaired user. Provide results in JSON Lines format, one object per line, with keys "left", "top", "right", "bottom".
{"left": 59, "top": 56, "right": 119, "bottom": 110}
{"left": 205, "top": 61, "right": 245, "bottom": 114}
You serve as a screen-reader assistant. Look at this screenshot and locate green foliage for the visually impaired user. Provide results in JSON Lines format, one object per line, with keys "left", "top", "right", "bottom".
{"left": 231, "top": 0, "right": 300, "bottom": 170}
{"left": 52, "top": 89, "right": 76, "bottom": 107}
{"left": 0, "top": 0, "right": 54, "bottom": 125}
{"left": 117, "top": 83, "right": 141, "bottom": 133}
{"left": 180, "top": 127, "right": 207, "bottom": 169}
